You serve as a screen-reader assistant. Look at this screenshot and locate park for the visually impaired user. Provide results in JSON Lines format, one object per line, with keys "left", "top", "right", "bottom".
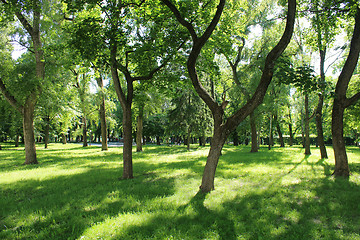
{"left": 1, "top": 0, "right": 360, "bottom": 239}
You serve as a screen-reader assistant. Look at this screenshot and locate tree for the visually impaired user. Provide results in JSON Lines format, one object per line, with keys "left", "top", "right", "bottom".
{"left": 332, "top": 4, "right": 360, "bottom": 177}
{"left": 0, "top": 0, "right": 47, "bottom": 164}
{"left": 163, "top": 0, "right": 296, "bottom": 192}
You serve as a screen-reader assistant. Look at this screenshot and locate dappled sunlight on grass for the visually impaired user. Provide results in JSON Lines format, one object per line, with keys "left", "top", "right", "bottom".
{"left": 1, "top": 143, "right": 360, "bottom": 239}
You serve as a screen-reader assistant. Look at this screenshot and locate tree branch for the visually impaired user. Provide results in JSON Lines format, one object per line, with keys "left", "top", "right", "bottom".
{"left": 345, "top": 91, "right": 360, "bottom": 108}
{"left": 161, "top": 0, "right": 198, "bottom": 41}
{"left": 0, "top": 78, "right": 23, "bottom": 113}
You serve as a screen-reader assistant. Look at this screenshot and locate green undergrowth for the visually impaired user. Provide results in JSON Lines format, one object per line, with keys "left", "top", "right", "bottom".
{"left": 1, "top": 143, "right": 360, "bottom": 239}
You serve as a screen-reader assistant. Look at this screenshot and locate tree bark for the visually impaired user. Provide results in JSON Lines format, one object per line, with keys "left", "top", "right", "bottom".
{"left": 274, "top": 114, "right": 285, "bottom": 147}
{"left": 23, "top": 98, "right": 38, "bottom": 164}
{"left": 62, "top": 133, "right": 67, "bottom": 144}
{"left": 15, "top": 134, "right": 20, "bottom": 147}
{"left": 44, "top": 115, "right": 50, "bottom": 149}
{"left": 250, "top": 112, "right": 258, "bottom": 152}
{"left": 315, "top": 49, "right": 328, "bottom": 158}
{"left": 82, "top": 116, "right": 88, "bottom": 147}
{"left": 288, "top": 108, "right": 294, "bottom": 146}
{"left": 95, "top": 73, "right": 108, "bottom": 151}
{"left": 332, "top": 7, "right": 360, "bottom": 177}
{"left": 304, "top": 94, "right": 311, "bottom": 155}
{"left": 136, "top": 105, "right": 144, "bottom": 152}
{"left": 122, "top": 104, "right": 133, "bottom": 179}
{"left": 268, "top": 114, "right": 273, "bottom": 150}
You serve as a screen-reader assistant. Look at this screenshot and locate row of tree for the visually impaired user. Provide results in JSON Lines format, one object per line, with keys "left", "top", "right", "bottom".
{"left": 0, "top": 0, "right": 360, "bottom": 192}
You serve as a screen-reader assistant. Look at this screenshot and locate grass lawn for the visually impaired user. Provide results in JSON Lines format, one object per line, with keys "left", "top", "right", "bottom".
{"left": 1, "top": 143, "right": 360, "bottom": 240}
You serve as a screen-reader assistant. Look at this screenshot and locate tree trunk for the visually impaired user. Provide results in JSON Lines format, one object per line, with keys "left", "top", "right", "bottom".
{"left": 62, "top": 133, "right": 67, "bottom": 144}
{"left": 233, "top": 131, "right": 239, "bottom": 146}
{"left": 187, "top": 127, "right": 191, "bottom": 150}
{"left": 122, "top": 105, "right": 133, "bottom": 179}
{"left": 331, "top": 8, "right": 360, "bottom": 177}
{"left": 268, "top": 114, "right": 273, "bottom": 150}
{"left": 304, "top": 94, "right": 311, "bottom": 155}
{"left": 288, "top": 109, "right": 294, "bottom": 146}
{"left": 99, "top": 97, "right": 108, "bottom": 151}
{"left": 332, "top": 101, "right": 349, "bottom": 176}
{"left": 249, "top": 112, "right": 258, "bottom": 152}
{"left": 315, "top": 49, "right": 328, "bottom": 158}
{"left": 44, "top": 116, "right": 50, "bottom": 149}
{"left": 274, "top": 114, "right": 285, "bottom": 147}
{"left": 200, "top": 119, "right": 226, "bottom": 192}
{"left": 82, "top": 116, "right": 88, "bottom": 147}
{"left": 23, "top": 100, "right": 38, "bottom": 164}
{"left": 15, "top": 134, "right": 20, "bottom": 147}
{"left": 136, "top": 105, "right": 144, "bottom": 152}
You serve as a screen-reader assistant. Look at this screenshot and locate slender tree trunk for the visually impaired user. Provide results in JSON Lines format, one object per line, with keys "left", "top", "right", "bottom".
{"left": 268, "top": 114, "right": 273, "bottom": 150}
{"left": 122, "top": 104, "right": 133, "bottom": 179}
{"left": 274, "top": 114, "right": 285, "bottom": 147}
{"left": 304, "top": 94, "right": 311, "bottom": 155}
{"left": 15, "top": 134, "right": 20, "bottom": 147}
{"left": 315, "top": 49, "right": 328, "bottom": 158}
{"left": 44, "top": 116, "right": 50, "bottom": 149}
{"left": 288, "top": 109, "right": 294, "bottom": 146}
{"left": 99, "top": 97, "right": 108, "bottom": 151}
{"left": 250, "top": 112, "right": 258, "bottom": 152}
{"left": 187, "top": 127, "right": 191, "bottom": 150}
{"left": 136, "top": 105, "right": 144, "bottom": 152}
{"left": 233, "top": 131, "right": 239, "bottom": 146}
{"left": 23, "top": 100, "right": 38, "bottom": 164}
{"left": 82, "top": 116, "right": 88, "bottom": 147}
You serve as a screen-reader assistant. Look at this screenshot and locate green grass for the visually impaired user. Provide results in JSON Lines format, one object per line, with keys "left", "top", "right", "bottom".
{"left": 1, "top": 143, "right": 360, "bottom": 240}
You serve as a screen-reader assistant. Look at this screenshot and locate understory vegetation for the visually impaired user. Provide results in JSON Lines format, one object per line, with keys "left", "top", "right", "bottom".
{"left": 1, "top": 143, "right": 360, "bottom": 239}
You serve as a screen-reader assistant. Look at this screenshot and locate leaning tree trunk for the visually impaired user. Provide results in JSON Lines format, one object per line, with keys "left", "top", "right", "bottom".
{"left": 200, "top": 115, "right": 226, "bottom": 192}
{"left": 122, "top": 104, "right": 133, "bottom": 179}
{"left": 331, "top": 7, "right": 360, "bottom": 177}
{"left": 250, "top": 112, "right": 258, "bottom": 152}
{"left": 23, "top": 99, "right": 38, "bottom": 164}
{"left": 136, "top": 105, "right": 144, "bottom": 152}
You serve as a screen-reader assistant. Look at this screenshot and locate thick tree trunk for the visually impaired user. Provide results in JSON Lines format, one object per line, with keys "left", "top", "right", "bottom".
{"left": 332, "top": 102, "right": 349, "bottom": 177}
{"left": 274, "top": 114, "right": 285, "bottom": 147}
{"left": 136, "top": 106, "right": 144, "bottom": 152}
{"left": 82, "top": 116, "right": 88, "bottom": 147}
{"left": 200, "top": 120, "right": 226, "bottom": 192}
{"left": 122, "top": 105, "right": 133, "bottom": 179}
{"left": 250, "top": 112, "right": 258, "bottom": 152}
{"left": 23, "top": 100, "right": 38, "bottom": 164}
{"left": 232, "top": 131, "right": 239, "bottom": 146}
{"left": 315, "top": 49, "right": 328, "bottom": 158}
{"left": 304, "top": 94, "right": 311, "bottom": 155}
{"left": 331, "top": 8, "right": 360, "bottom": 177}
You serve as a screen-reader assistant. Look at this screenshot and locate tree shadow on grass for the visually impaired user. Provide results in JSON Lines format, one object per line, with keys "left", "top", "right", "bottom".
{"left": 0, "top": 166, "right": 177, "bottom": 240}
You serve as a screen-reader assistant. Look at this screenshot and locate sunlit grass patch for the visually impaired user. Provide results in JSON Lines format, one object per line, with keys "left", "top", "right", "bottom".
{"left": 1, "top": 143, "right": 360, "bottom": 239}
